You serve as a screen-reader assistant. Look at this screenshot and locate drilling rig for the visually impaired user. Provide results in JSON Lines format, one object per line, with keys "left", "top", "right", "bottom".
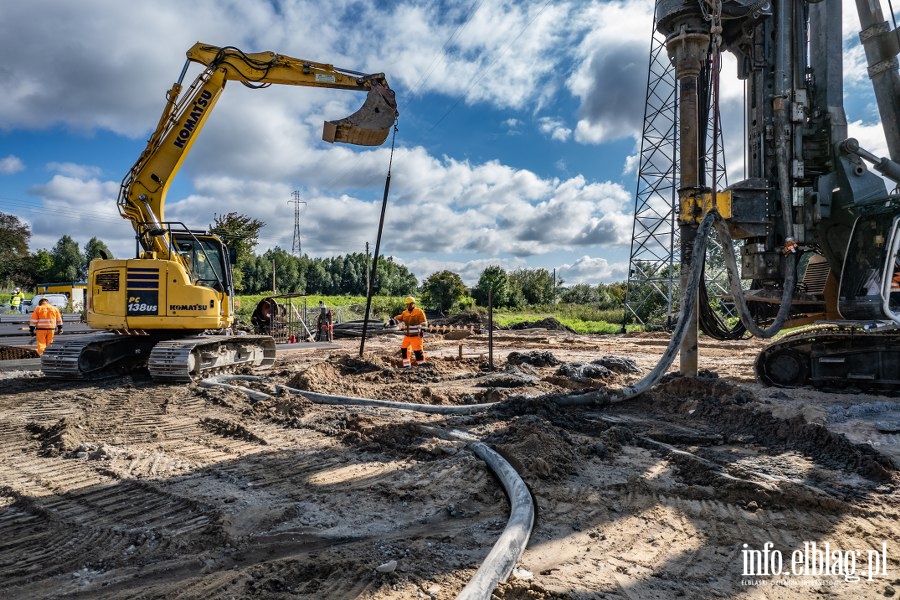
{"left": 651, "top": 0, "right": 900, "bottom": 391}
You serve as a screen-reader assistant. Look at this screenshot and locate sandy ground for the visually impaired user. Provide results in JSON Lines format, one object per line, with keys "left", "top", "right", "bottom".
{"left": 0, "top": 326, "right": 898, "bottom": 599}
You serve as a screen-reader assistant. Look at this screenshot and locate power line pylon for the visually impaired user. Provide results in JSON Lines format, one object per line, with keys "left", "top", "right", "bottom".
{"left": 288, "top": 191, "right": 307, "bottom": 256}
{"left": 622, "top": 18, "right": 680, "bottom": 330}
{"left": 623, "top": 6, "right": 730, "bottom": 331}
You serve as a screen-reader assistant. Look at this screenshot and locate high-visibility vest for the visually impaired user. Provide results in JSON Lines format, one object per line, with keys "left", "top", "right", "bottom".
{"left": 30, "top": 304, "right": 62, "bottom": 329}
{"left": 395, "top": 307, "right": 427, "bottom": 336}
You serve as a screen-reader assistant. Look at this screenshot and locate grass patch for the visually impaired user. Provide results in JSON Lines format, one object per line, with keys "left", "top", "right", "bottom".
{"left": 491, "top": 305, "right": 631, "bottom": 335}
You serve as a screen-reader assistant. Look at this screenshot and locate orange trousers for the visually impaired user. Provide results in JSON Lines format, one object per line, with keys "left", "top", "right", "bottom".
{"left": 35, "top": 329, "right": 55, "bottom": 355}
{"left": 400, "top": 335, "right": 426, "bottom": 367}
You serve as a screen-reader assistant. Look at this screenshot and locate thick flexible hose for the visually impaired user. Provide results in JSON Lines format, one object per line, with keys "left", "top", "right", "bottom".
{"left": 199, "top": 375, "right": 534, "bottom": 600}
{"left": 418, "top": 426, "right": 534, "bottom": 600}
{"left": 712, "top": 217, "right": 797, "bottom": 338}
{"left": 616, "top": 211, "right": 716, "bottom": 399}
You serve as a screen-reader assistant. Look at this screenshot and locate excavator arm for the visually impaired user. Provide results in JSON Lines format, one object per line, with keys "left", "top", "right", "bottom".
{"left": 48, "top": 43, "right": 398, "bottom": 381}
{"left": 117, "top": 42, "right": 398, "bottom": 259}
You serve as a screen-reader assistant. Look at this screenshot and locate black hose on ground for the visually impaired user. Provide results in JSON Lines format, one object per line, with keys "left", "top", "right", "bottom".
{"left": 418, "top": 426, "right": 534, "bottom": 600}
{"left": 198, "top": 375, "right": 534, "bottom": 600}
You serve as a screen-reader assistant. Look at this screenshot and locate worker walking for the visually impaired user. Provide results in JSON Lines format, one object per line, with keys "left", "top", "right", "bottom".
{"left": 394, "top": 296, "right": 428, "bottom": 368}
{"left": 10, "top": 288, "right": 25, "bottom": 313}
{"left": 29, "top": 298, "right": 63, "bottom": 356}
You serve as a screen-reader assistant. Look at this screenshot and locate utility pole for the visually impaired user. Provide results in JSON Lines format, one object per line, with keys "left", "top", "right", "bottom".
{"left": 288, "top": 191, "right": 307, "bottom": 256}
{"left": 365, "top": 242, "right": 371, "bottom": 294}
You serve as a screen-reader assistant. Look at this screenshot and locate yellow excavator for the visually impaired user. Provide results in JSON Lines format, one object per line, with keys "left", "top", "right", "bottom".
{"left": 42, "top": 43, "right": 398, "bottom": 381}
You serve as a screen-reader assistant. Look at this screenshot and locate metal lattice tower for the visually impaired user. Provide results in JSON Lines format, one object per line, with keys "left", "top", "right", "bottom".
{"left": 623, "top": 21, "right": 680, "bottom": 329}
{"left": 288, "top": 190, "right": 307, "bottom": 256}
{"left": 623, "top": 13, "right": 731, "bottom": 330}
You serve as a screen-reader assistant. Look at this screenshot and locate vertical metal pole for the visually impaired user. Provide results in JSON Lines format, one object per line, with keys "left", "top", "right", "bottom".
{"left": 488, "top": 288, "right": 494, "bottom": 370}
{"left": 360, "top": 123, "right": 398, "bottom": 357}
{"left": 365, "top": 242, "right": 371, "bottom": 296}
{"left": 855, "top": 0, "right": 900, "bottom": 161}
{"left": 359, "top": 173, "right": 391, "bottom": 357}
{"left": 666, "top": 29, "right": 710, "bottom": 378}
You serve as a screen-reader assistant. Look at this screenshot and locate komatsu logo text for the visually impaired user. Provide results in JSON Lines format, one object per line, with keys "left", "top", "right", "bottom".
{"left": 173, "top": 90, "right": 213, "bottom": 148}
{"left": 170, "top": 304, "right": 207, "bottom": 311}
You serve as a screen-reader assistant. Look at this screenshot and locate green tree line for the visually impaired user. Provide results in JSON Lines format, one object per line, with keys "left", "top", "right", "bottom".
{"left": 1, "top": 210, "right": 631, "bottom": 318}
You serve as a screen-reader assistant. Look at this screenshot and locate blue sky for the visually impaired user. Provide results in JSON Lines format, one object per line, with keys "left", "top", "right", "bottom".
{"left": 0, "top": 0, "right": 890, "bottom": 286}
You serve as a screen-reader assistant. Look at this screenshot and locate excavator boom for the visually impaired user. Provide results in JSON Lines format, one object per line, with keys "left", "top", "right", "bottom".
{"left": 118, "top": 42, "right": 398, "bottom": 258}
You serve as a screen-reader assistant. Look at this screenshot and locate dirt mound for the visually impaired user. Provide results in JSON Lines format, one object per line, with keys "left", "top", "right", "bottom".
{"left": 339, "top": 413, "right": 449, "bottom": 459}
{"left": 26, "top": 417, "right": 89, "bottom": 457}
{"left": 247, "top": 395, "right": 310, "bottom": 427}
{"left": 487, "top": 415, "right": 579, "bottom": 481}
{"left": 286, "top": 361, "right": 354, "bottom": 392}
{"left": 507, "top": 350, "right": 560, "bottom": 367}
{"left": 335, "top": 354, "right": 391, "bottom": 376}
{"left": 554, "top": 362, "right": 613, "bottom": 382}
{"left": 507, "top": 317, "right": 576, "bottom": 332}
{"left": 433, "top": 310, "right": 485, "bottom": 327}
{"left": 593, "top": 355, "right": 641, "bottom": 374}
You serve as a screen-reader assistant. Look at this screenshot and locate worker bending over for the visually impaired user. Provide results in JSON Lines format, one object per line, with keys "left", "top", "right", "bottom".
{"left": 394, "top": 296, "right": 428, "bottom": 368}
{"left": 29, "top": 298, "right": 63, "bottom": 355}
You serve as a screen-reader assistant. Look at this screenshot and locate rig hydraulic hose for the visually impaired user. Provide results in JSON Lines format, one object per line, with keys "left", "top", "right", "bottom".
{"left": 615, "top": 211, "right": 715, "bottom": 399}
{"left": 712, "top": 217, "right": 797, "bottom": 338}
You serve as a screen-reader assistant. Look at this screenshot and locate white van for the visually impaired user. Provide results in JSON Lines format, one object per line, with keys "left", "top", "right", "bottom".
{"left": 25, "top": 293, "right": 70, "bottom": 313}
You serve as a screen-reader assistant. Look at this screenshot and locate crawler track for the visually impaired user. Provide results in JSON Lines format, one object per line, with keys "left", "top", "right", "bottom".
{"left": 40, "top": 334, "right": 277, "bottom": 382}
{"left": 755, "top": 324, "right": 900, "bottom": 390}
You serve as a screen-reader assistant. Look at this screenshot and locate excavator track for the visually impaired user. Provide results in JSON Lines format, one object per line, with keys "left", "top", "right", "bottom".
{"left": 41, "top": 333, "right": 276, "bottom": 382}
{"left": 755, "top": 323, "right": 900, "bottom": 391}
{"left": 148, "top": 335, "right": 276, "bottom": 382}
{"left": 41, "top": 334, "right": 161, "bottom": 379}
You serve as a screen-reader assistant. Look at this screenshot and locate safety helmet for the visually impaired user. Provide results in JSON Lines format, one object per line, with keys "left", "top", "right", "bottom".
{"left": 405, "top": 296, "right": 415, "bottom": 305}
{"left": 13, "top": 288, "right": 19, "bottom": 292}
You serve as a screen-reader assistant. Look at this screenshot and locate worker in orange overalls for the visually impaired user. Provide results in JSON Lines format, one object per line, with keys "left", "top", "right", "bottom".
{"left": 29, "top": 297, "right": 63, "bottom": 355}
{"left": 394, "top": 296, "right": 428, "bottom": 368}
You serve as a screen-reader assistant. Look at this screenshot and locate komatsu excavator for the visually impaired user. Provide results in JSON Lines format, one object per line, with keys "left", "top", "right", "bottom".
{"left": 653, "top": 0, "right": 900, "bottom": 391}
{"left": 42, "top": 43, "right": 398, "bottom": 382}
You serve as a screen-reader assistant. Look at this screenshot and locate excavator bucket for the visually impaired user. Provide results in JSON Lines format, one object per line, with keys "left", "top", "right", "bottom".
{"left": 322, "top": 82, "right": 398, "bottom": 146}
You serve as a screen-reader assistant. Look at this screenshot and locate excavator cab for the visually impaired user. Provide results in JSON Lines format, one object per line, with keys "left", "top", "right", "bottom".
{"left": 173, "top": 234, "right": 230, "bottom": 294}
{"left": 838, "top": 212, "right": 900, "bottom": 323}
